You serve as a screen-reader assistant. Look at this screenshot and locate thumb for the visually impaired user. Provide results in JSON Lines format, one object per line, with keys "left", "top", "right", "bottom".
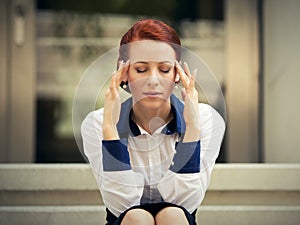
{"left": 181, "top": 87, "right": 186, "bottom": 100}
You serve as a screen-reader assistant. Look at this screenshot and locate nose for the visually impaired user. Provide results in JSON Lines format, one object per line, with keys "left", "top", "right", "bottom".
{"left": 147, "top": 70, "right": 159, "bottom": 87}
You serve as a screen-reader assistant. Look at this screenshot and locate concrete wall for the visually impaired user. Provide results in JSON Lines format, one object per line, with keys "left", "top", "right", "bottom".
{"left": 225, "top": 0, "right": 259, "bottom": 162}
{"left": 264, "top": 0, "right": 300, "bottom": 162}
{"left": 0, "top": 0, "right": 36, "bottom": 163}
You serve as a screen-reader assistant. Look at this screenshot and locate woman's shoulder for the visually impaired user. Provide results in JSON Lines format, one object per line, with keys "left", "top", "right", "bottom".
{"left": 198, "top": 103, "right": 225, "bottom": 127}
{"left": 81, "top": 108, "right": 104, "bottom": 131}
{"left": 84, "top": 108, "right": 104, "bottom": 120}
{"left": 198, "top": 102, "right": 217, "bottom": 115}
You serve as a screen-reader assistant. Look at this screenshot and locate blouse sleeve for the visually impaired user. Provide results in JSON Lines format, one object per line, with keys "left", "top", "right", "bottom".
{"left": 81, "top": 109, "right": 144, "bottom": 216}
{"left": 157, "top": 103, "right": 225, "bottom": 213}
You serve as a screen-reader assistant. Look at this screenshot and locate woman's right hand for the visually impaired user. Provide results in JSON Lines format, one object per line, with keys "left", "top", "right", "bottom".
{"left": 103, "top": 60, "right": 129, "bottom": 140}
{"left": 175, "top": 60, "right": 200, "bottom": 142}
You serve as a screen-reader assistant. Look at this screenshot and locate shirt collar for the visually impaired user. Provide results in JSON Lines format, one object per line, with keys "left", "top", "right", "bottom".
{"left": 116, "top": 94, "right": 186, "bottom": 138}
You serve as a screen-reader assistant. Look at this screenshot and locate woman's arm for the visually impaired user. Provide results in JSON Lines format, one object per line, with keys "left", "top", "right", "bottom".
{"left": 81, "top": 61, "right": 144, "bottom": 217}
{"left": 157, "top": 103, "right": 225, "bottom": 213}
{"left": 81, "top": 108, "right": 144, "bottom": 217}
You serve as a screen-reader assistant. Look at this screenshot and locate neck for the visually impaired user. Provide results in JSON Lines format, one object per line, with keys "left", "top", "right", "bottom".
{"left": 132, "top": 103, "right": 173, "bottom": 134}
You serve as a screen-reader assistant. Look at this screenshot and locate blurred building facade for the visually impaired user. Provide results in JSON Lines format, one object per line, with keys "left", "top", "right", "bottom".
{"left": 0, "top": 0, "right": 300, "bottom": 163}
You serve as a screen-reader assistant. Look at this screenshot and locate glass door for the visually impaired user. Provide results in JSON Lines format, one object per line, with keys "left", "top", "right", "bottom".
{"left": 35, "top": 0, "right": 226, "bottom": 163}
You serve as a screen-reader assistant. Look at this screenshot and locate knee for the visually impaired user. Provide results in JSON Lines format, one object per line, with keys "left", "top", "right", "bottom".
{"left": 121, "top": 208, "right": 154, "bottom": 225}
{"left": 155, "top": 207, "right": 187, "bottom": 223}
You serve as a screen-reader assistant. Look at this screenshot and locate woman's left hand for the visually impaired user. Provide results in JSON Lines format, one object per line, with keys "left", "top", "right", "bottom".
{"left": 102, "top": 60, "right": 129, "bottom": 140}
{"left": 175, "top": 61, "right": 200, "bottom": 142}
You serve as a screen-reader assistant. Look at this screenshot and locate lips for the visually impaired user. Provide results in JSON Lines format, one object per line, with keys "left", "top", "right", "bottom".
{"left": 143, "top": 91, "right": 162, "bottom": 97}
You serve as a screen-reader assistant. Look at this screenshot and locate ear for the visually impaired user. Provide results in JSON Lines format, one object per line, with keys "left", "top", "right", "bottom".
{"left": 120, "top": 81, "right": 128, "bottom": 89}
{"left": 120, "top": 81, "right": 131, "bottom": 93}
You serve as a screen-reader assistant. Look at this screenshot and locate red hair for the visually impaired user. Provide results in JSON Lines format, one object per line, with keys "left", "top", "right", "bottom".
{"left": 119, "top": 19, "right": 181, "bottom": 61}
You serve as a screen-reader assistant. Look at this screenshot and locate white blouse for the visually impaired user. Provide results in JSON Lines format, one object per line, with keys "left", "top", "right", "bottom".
{"left": 81, "top": 94, "right": 225, "bottom": 216}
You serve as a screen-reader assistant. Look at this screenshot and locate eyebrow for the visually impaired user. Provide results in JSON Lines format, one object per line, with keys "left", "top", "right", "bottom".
{"left": 133, "top": 61, "right": 174, "bottom": 65}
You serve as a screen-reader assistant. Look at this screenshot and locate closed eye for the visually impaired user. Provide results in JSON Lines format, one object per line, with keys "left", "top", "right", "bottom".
{"left": 160, "top": 69, "right": 171, "bottom": 73}
{"left": 136, "top": 68, "right": 147, "bottom": 73}
{"left": 159, "top": 66, "right": 172, "bottom": 73}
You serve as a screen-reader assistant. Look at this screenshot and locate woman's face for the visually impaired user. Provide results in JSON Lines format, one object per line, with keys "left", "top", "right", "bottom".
{"left": 127, "top": 40, "right": 178, "bottom": 109}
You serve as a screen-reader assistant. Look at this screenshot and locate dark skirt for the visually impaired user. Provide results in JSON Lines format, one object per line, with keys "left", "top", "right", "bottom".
{"left": 105, "top": 202, "right": 197, "bottom": 225}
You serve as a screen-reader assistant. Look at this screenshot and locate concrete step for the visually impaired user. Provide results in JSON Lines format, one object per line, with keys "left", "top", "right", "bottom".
{"left": 1, "top": 163, "right": 300, "bottom": 206}
{"left": 0, "top": 205, "right": 300, "bottom": 225}
{"left": 2, "top": 164, "right": 299, "bottom": 191}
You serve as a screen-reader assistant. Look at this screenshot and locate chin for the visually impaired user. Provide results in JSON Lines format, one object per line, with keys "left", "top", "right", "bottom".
{"left": 134, "top": 97, "right": 169, "bottom": 110}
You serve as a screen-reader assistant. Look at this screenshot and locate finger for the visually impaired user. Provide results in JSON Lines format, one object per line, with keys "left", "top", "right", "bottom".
{"left": 118, "top": 60, "right": 124, "bottom": 69}
{"left": 120, "top": 60, "right": 130, "bottom": 83}
{"left": 116, "top": 60, "right": 129, "bottom": 85}
{"left": 110, "top": 73, "right": 118, "bottom": 93}
{"left": 183, "top": 62, "right": 192, "bottom": 78}
{"left": 181, "top": 87, "right": 187, "bottom": 100}
{"left": 189, "top": 68, "right": 197, "bottom": 89}
{"left": 116, "top": 60, "right": 124, "bottom": 84}
{"left": 175, "top": 60, "right": 190, "bottom": 88}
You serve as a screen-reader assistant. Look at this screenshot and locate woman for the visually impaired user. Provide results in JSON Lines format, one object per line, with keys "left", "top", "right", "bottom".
{"left": 81, "top": 19, "right": 225, "bottom": 225}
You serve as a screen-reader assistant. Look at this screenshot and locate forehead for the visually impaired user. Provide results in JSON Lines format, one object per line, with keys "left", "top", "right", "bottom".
{"left": 128, "top": 40, "right": 176, "bottom": 63}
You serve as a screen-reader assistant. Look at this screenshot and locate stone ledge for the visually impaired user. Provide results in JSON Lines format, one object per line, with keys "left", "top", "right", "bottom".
{"left": 0, "top": 164, "right": 97, "bottom": 191}
{"left": 0, "top": 205, "right": 299, "bottom": 225}
{"left": 211, "top": 163, "right": 300, "bottom": 191}
{"left": 1, "top": 163, "right": 299, "bottom": 191}
{"left": 1, "top": 163, "right": 299, "bottom": 206}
